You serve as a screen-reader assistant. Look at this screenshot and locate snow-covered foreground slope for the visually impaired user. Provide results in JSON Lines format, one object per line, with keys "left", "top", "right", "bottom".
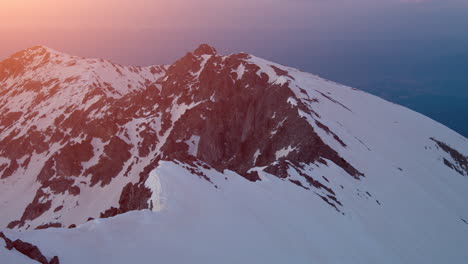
{"left": 0, "top": 44, "right": 467, "bottom": 263}
{"left": 3, "top": 160, "right": 468, "bottom": 264}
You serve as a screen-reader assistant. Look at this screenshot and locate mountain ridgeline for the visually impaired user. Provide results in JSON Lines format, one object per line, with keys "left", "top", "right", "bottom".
{"left": 0, "top": 44, "right": 467, "bottom": 264}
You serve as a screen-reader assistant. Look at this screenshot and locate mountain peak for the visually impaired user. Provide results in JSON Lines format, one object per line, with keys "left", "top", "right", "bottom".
{"left": 25, "top": 45, "right": 61, "bottom": 56}
{"left": 3, "top": 45, "right": 65, "bottom": 63}
{"left": 29, "top": 45, "right": 52, "bottom": 51}
{"left": 193, "top": 44, "right": 217, "bottom": 56}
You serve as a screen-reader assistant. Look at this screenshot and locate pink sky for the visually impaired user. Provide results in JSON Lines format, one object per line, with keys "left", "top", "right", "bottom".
{"left": 0, "top": 0, "right": 291, "bottom": 30}
{"left": 1, "top": 0, "right": 436, "bottom": 31}
{"left": 0, "top": 0, "right": 466, "bottom": 64}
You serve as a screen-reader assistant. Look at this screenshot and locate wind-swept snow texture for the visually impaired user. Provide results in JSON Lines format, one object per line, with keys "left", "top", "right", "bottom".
{"left": 1, "top": 44, "right": 467, "bottom": 263}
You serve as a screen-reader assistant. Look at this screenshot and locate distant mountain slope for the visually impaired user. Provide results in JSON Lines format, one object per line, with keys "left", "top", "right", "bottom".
{"left": 0, "top": 44, "right": 467, "bottom": 263}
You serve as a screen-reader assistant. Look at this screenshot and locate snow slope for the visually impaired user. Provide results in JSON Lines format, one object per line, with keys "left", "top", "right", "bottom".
{"left": 3, "top": 160, "right": 468, "bottom": 264}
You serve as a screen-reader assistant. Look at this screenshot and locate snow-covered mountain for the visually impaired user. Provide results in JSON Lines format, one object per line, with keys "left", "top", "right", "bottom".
{"left": 0, "top": 44, "right": 467, "bottom": 264}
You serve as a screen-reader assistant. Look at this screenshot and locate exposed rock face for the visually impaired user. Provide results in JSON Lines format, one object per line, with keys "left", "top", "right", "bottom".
{"left": 11, "top": 239, "right": 49, "bottom": 264}
{"left": 160, "top": 51, "right": 362, "bottom": 180}
{"left": 100, "top": 182, "right": 153, "bottom": 218}
{"left": 0, "top": 44, "right": 467, "bottom": 230}
{"left": 49, "top": 256, "right": 60, "bottom": 264}
{"left": 0, "top": 231, "right": 13, "bottom": 249}
{"left": 1, "top": 231, "right": 59, "bottom": 264}
{"left": 431, "top": 137, "right": 468, "bottom": 176}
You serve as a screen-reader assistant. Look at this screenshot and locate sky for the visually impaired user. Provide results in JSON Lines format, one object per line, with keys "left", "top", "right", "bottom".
{"left": 0, "top": 0, "right": 467, "bottom": 135}
{"left": 2, "top": 0, "right": 467, "bottom": 64}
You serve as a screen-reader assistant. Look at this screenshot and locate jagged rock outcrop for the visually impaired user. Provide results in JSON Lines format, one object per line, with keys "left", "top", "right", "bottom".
{"left": 1, "top": 231, "right": 59, "bottom": 264}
